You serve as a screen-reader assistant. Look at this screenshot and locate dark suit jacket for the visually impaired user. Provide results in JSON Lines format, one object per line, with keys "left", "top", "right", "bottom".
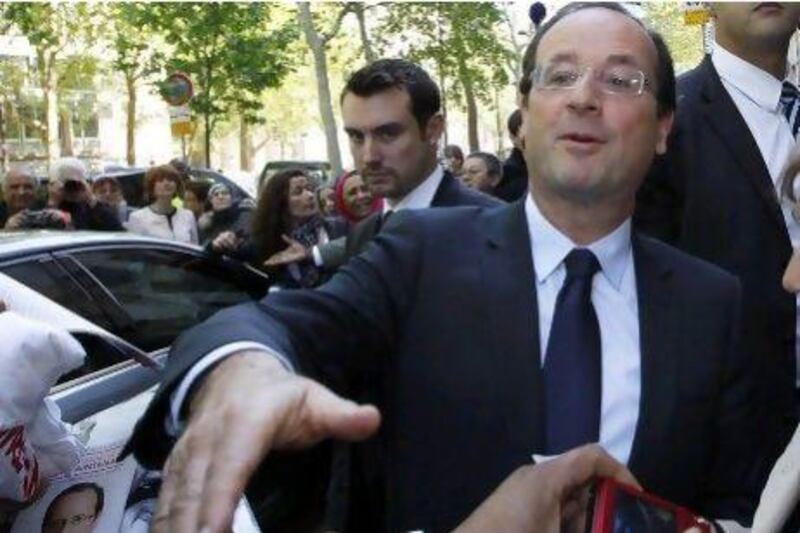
{"left": 634, "top": 56, "right": 798, "bottom": 466}
{"left": 495, "top": 147, "right": 529, "bottom": 202}
{"left": 131, "top": 202, "right": 760, "bottom": 532}
{"left": 344, "top": 170, "right": 501, "bottom": 259}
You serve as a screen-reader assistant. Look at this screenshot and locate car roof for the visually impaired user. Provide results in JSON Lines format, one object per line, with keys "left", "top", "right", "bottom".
{"left": 0, "top": 230, "right": 202, "bottom": 260}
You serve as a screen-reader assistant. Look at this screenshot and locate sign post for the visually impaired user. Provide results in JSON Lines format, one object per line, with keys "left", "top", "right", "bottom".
{"left": 160, "top": 72, "right": 194, "bottom": 162}
{"left": 682, "top": 2, "right": 713, "bottom": 54}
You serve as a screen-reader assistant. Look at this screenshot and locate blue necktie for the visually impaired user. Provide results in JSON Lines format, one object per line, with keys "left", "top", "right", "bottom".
{"left": 780, "top": 81, "right": 800, "bottom": 137}
{"left": 543, "top": 248, "right": 602, "bottom": 454}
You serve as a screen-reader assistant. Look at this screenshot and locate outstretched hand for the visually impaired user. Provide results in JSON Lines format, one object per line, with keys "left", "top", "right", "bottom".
{"left": 152, "top": 351, "right": 380, "bottom": 533}
{"left": 455, "top": 444, "right": 640, "bottom": 533}
{"left": 262, "top": 234, "right": 311, "bottom": 267}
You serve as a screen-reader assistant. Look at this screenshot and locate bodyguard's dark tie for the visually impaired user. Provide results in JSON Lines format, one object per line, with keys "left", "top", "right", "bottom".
{"left": 543, "top": 248, "right": 602, "bottom": 454}
{"left": 780, "top": 81, "right": 800, "bottom": 137}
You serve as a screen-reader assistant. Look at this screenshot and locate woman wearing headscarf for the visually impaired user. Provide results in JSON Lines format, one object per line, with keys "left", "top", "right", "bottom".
{"left": 333, "top": 170, "right": 382, "bottom": 225}
{"left": 200, "top": 182, "right": 253, "bottom": 248}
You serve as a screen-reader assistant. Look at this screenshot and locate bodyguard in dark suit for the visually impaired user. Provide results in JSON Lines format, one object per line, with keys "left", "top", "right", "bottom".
{"left": 132, "top": 5, "right": 760, "bottom": 533}
{"left": 266, "top": 60, "right": 499, "bottom": 273}
{"left": 634, "top": 3, "right": 800, "bottom": 469}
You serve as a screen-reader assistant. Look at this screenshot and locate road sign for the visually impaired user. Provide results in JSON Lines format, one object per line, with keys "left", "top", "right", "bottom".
{"left": 161, "top": 72, "right": 194, "bottom": 106}
{"left": 683, "top": 2, "right": 711, "bottom": 25}
{"left": 169, "top": 105, "right": 193, "bottom": 137}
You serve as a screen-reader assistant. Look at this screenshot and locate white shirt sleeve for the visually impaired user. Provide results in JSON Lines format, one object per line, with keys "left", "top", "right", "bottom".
{"left": 166, "top": 341, "right": 295, "bottom": 436}
{"left": 311, "top": 245, "right": 324, "bottom": 267}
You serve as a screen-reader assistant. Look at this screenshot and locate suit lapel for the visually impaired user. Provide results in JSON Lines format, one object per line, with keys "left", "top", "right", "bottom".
{"left": 627, "top": 235, "right": 679, "bottom": 474}
{"left": 431, "top": 171, "right": 459, "bottom": 206}
{"left": 480, "top": 200, "right": 546, "bottom": 452}
{"left": 698, "top": 57, "right": 786, "bottom": 233}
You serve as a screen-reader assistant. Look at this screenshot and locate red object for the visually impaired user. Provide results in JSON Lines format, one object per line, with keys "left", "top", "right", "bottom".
{"left": 588, "top": 477, "right": 712, "bottom": 533}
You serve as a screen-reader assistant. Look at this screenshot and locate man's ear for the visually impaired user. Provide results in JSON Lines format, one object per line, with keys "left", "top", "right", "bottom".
{"left": 655, "top": 112, "right": 674, "bottom": 156}
{"left": 425, "top": 113, "right": 445, "bottom": 145}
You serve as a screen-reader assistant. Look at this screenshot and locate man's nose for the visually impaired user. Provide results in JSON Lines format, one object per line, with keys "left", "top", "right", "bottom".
{"left": 362, "top": 136, "right": 381, "bottom": 163}
{"left": 566, "top": 74, "right": 601, "bottom": 113}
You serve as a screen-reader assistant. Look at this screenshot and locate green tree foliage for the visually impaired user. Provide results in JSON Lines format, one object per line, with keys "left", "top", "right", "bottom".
{"left": 2, "top": 3, "right": 101, "bottom": 162}
{"left": 643, "top": 3, "right": 705, "bottom": 74}
{"left": 377, "top": 2, "right": 514, "bottom": 151}
{"left": 103, "top": 3, "right": 165, "bottom": 164}
{"left": 136, "top": 3, "right": 298, "bottom": 167}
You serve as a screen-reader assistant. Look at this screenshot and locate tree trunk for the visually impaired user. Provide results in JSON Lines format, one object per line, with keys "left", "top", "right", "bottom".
{"left": 204, "top": 111, "right": 211, "bottom": 168}
{"left": 38, "top": 49, "right": 60, "bottom": 163}
{"left": 239, "top": 116, "right": 252, "bottom": 172}
{"left": 457, "top": 56, "right": 479, "bottom": 152}
{"left": 125, "top": 74, "right": 137, "bottom": 166}
{"left": 354, "top": 4, "right": 376, "bottom": 63}
{"left": 297, "top": 2, "right": 342, "bottom": 176}
{"left": 59, "top": 107, "right": 74, "bottom": 156}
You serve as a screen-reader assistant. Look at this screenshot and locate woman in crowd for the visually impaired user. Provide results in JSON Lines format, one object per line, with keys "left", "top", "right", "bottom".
{"left": 200, "top": 182, "right": 253, "bottom": 248}
{"left": 315, "top": 186, "right": 337, "bottom": 217}
{"left": 92, "top": 175, "right": 132, "bottom": 224}
{"left": 333, "top": 170, "right": 382, "bottom": 224}
{"left": 183, "top": 180, "right": 211, "bottom": 223}
{"left": 125, "top": 165, "right": 198, "bottom": 244}
{"left": 252, "top": 168, "right": 344, "bottom": 289}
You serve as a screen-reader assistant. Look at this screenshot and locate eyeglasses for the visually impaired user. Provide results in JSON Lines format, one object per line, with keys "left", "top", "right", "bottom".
{"left": 531, "top": 62, "right": 652, "bottom": 96}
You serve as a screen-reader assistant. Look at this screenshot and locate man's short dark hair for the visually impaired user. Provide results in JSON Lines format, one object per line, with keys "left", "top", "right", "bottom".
{"left": 467, "top": 152, "right": 502, "bottom": 179}
{"left": 444, "top": 145, "right": 464, "bottom": 162}
{"left": 43, "top": 482, "right": 105, "bottom": 529}
{"left": 507, "top": 110, "right": 523, "bottom": 138}
{"left": 342, "top": 58, "right": 441, "bottom": 128}
{"left": 518, "top": 2, "right": 676, "bottom": 117}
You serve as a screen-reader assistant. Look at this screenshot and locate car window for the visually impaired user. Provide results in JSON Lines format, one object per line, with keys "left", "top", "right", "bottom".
{"left": 72, "top": 249, "right": 269, "bottom": 351}
{"left": 1, "top": 259, "right": 116, "bottom": 333}
{"left": 56, "top": 332, "right": 131, "bottom": 385}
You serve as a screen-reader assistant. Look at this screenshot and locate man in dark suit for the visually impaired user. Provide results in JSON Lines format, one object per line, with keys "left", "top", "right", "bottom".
{"left": 265, "top": 59, "right": 499, "bottom": 272}
{"left": 495, "top": 109, "right": 529, "bottom": 202}
{"left": 634, "top": 3, "right": 800, "bottom": 469}
{"left": 130, "top": 4, "right": 760, "bottom": 533}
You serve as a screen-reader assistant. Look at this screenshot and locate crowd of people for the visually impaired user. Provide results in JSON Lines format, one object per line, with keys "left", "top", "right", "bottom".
{"left": 4, "top": 1, "right": 800, "bottom": 532}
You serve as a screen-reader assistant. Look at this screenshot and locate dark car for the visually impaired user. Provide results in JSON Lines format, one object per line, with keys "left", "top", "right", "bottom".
{"left": 0, "top": 231, "right": 270, "bottom": 354}
{"left": 258, "top": 160, "right": 332, "bottom": 191}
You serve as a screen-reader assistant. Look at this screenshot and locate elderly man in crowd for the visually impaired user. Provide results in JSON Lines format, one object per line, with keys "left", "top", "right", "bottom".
{"left": 128, "top": 4, "right": 763, "bottom": 533}
{"left": 48, "top": 158, "right": 122, "bottom": 232}
{"left": 0, "top": 169, "right": 39, "bottom": 228}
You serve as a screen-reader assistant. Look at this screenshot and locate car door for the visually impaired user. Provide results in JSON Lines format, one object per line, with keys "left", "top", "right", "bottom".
{"left": 2, "top": 243, "right": 271, "bottom": 353}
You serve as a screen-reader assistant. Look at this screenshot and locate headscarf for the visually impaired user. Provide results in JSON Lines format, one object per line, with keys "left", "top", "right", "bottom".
{"left": 333, "top": 171, "right": 382, "bottom": 223}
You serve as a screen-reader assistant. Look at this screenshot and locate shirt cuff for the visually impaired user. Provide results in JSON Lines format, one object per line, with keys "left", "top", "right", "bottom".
{"left": 312, "top": 245, "right": 324, "bottom": 267}
{"left": 166, "top": 341, "right": 295, "bottom": 436}
{"left": 714, "top": 520, "right": 747, "bottom": 532}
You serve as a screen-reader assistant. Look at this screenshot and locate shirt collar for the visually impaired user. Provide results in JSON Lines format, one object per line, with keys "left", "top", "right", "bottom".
{"left": 384, "top": 165, "right": 444, "bottom": 214}
{"left": 525, "top": 193, "right": 631, "bottom": 290}
{"left": 712, "top": 42, "right": 784, "bottom": 111}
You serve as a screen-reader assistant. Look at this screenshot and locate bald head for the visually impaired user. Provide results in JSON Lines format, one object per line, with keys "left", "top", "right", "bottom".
{"left": 3, "top": 169, "right": 37, "bottom": 215}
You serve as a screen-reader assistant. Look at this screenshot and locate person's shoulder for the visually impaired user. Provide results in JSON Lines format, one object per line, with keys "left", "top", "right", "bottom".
{"left": 459, "top": 186, "right": 504, "bottom": 208}
{"left": 127, "top": 206, "right": 148, "bottom": 220}
{"left": 675, "top": 57, "right": 715, "bottom": 105}
{"left": 636, "top": 233, "right": 739, "bottom": 294}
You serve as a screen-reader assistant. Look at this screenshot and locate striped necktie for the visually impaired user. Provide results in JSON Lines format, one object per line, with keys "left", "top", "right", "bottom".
{"left": 780, "top": 81, "right": 800, "bottom": 137}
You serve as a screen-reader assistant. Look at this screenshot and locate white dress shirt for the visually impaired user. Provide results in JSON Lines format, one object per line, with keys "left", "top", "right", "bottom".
{"left": 526, "top": 194, "right": 640, "bottom": 465}
{"left": 311, "top": 166, "right": 445, "bottom": 266}
{"left": 713, "top": 43, "right": 800, "bottom": 385}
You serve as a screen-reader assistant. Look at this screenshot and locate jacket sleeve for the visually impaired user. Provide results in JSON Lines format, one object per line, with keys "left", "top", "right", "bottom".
{"left": 126, "top": 211, "right": 425, "bottom": 469}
